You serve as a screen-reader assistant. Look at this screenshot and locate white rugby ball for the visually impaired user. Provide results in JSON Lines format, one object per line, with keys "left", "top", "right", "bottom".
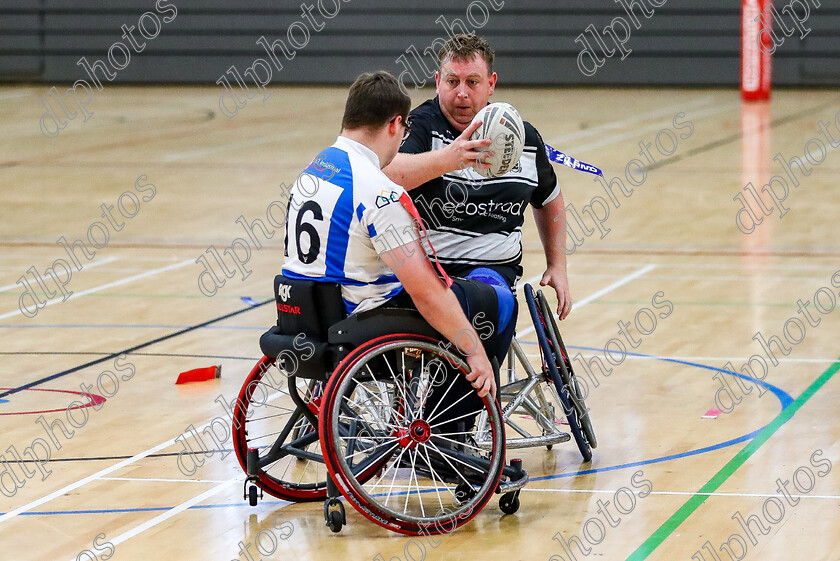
{"left": 469, "top": 102, "right": 525, "bottom": 178}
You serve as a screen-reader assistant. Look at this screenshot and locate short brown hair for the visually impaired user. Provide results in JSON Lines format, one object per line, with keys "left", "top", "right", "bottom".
{"left": 437, "top": 34, "right": 495, "bottom": 75}
{"left": 341, "top": 71, "right": 411, "bottom": 131}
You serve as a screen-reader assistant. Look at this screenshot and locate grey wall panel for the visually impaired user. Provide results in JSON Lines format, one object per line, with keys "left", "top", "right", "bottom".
{"left": 2, "top": 0, "right": 839, "bottom": 86}
{"left": 0, "top": 14, "right": 42, "bottom": 31}
{"left": 0, "top": 56, "right": 42, "bottom": 77}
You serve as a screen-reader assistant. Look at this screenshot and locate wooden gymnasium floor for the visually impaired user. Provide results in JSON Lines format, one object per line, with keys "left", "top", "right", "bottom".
{"left": 1, "top": 84, "right": 839, "bottom": 561}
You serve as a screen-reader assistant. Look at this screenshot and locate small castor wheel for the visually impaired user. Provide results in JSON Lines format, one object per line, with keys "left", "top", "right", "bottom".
{"left": 327, "top": 510, "right": 344, "bottom": 533}
{"left": 454, "top": 483, "right": 477, "bottom": 504}
{"left": 324, "top": 498, "right": 346, "bottom": 533}
{"left": 546, "top": 444, "right": 553, "bottom": 451}
{"left": 499, "top": 491, "right": 520, "bottom": 514}
{"left": 248, "top": 485, "right": 259, "bottom": 506}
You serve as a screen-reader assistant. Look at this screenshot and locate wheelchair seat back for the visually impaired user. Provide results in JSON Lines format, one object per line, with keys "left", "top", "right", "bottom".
{"left": 260, "top": 274, "right": 445, "bottom": 382}
{"left": 260, "top": 275, "right": 346, "bottom": 381}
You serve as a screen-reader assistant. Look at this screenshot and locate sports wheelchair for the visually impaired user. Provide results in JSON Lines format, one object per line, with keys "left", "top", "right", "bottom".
{"left": 232, "top": 275, "right": 596, "bottom": 535}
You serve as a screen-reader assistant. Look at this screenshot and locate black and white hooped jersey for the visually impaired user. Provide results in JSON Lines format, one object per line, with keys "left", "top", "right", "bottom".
{"left": 399, "top": 97, "right": 560, "bottom": 280}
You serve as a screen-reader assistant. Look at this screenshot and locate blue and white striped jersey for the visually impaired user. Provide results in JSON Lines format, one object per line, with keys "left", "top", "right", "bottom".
{"left": 283, "top": 136, "right": 419, "bottom": 314}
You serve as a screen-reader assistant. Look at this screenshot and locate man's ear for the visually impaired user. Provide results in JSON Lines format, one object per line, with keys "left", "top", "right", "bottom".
{"left": 435, "top": 71, "right": 441, "bottom": 94}
{"left": 488, "top": 72, "right": 498, "bottom": 96}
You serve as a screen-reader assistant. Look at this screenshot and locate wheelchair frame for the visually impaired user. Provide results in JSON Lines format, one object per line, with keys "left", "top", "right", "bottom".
{"left": 231, "top": 283, "right": 595, "bottom": 535}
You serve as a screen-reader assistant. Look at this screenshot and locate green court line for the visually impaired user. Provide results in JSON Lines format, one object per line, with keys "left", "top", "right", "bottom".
{"left": 625, "top": 357, "right": 840, "bottom": 561}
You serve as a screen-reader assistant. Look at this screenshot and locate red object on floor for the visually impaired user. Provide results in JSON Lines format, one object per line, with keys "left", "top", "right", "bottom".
{"left": 176, "top": 365, "right": 221, "bottom": 384}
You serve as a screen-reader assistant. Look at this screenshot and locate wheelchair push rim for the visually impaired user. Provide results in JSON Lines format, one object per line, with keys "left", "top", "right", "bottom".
{"left": 535, "top": 290, "right": 598, "bottom": 449}
{"left": 524, "top": 285, "right": 593, "bottom": 462}
{"left": 319, "top": 334, "right": 506, "bottom": 535}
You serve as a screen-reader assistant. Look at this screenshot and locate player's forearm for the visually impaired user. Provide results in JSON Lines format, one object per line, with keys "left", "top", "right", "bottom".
{"left": 382, "top": 152, "right": 454, "bottom": 190}
{"left": 533, "top": 193, "right": 569, "bottom": 273}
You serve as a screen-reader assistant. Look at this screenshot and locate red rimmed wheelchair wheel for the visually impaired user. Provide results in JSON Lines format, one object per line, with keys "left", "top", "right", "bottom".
{"left": 232, "top": 356, "right": 329, "bottom": 502}
{"left": 319, "top": 334, "right": 506, "bottom": 535}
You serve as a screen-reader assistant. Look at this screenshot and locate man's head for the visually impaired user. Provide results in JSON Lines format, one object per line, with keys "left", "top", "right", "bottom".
{"left": 435, "top": 34, "right": 497, "bottom": 133}
{"left": 341, "top": 71, "right": 411, "bottom": 167}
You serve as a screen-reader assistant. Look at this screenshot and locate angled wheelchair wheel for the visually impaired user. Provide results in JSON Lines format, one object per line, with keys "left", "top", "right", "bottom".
{"left": 536, "top": 291, "right": 597, "bottom": 450}
{"left": 319, "top": 334, "right": 506, "bottom": 535}
{"left": 524, "top": 285, "right": 593, "bottom": 462}
{"left": 232, "top": 356, "right": 328, "bottom": 502}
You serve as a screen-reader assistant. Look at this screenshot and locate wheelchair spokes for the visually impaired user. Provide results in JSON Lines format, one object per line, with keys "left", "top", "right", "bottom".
{"left": 233, "top": 285, "right": 595, "bottom": 534}
{"left": 232, "top": 357, "right": 330, "bottom": 501}
{"left": 320, "top": 335, "right": 515, "bottom": 535}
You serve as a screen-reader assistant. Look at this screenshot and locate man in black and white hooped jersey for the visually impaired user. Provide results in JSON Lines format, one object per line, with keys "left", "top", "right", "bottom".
{"left": 383, "top": 33, "right": 572, "bottom": 321}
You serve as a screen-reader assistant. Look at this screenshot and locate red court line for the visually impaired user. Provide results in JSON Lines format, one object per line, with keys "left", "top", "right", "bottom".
{"left": 0, "top": 387, "right": 106, "bottom": 416}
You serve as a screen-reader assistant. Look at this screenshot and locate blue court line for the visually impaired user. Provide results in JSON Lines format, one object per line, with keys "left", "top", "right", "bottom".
{"left": 520, "top": 343, "right": 793, "bottom": 481}
{"left": 7, "top": 501, "right": 292, "bottom": 517}
{"left": 8, "top": 351, "right": 793, "bottom": 518}
{"left": 0, "top": 399, "right": 8, "bottom": 404}
{"left": 565, "top": 344, "right": 793, "bottom": 409}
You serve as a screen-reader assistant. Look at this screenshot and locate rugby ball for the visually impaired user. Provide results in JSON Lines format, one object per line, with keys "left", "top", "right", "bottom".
{"left": 469, "top": 102, "right": 525, "bottom": 178}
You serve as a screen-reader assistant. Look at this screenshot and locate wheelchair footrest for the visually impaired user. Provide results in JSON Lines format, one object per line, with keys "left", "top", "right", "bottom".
{"left": 503, "top": 431, "right": 571, "bottom": 450}
{"left": 497, "top": 459, "right": 529, "bottom": 494}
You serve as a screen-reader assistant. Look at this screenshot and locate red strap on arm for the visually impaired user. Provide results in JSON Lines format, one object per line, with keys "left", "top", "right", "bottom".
{"left": 399, "top": 192, "right": 453, "bottom": 288}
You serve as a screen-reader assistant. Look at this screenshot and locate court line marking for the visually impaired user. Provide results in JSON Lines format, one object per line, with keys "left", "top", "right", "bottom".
{"left": 0, "top": 89, "right": 33, "bottom": 100}
{"left": 19, "top": 485, "right": 840, "bottom": 518}
{"left": 567, "top": 273, "right": 837, "bottom": 282}
{"left": 0, "top": 383, "right": 285, "bottom": 524}
{"left": 0, "top": 259, "right": 193, "bottom": 321}
{"left": 62, "top": 478, "right": 240, "bottom": 561}
{"left": 522, "top": 246, "right": 840, "bottom": 258}
{"left": 570, "top": 102, "right": 740, "bottom": 153}
{"left": 0, "top": 298, "right": 273, "bottom": 400}
{"left": 624, "top": 356, "right": 840, "bottom": 561}
{"left": 517, "top": 346, "right": 840, "bottom": 364}
{"left": 0, "top": 439, "right": 177, "bottom": 524}
{"left": 0, "top": 324, "right": 264, "bottom": 330}
{"left": 521, "top": 488, "right": 840, "bottom": 500}
{"left": 514, "top": 273, "right": 543, "bottom": 290}
{"left": 593, "top": 262, "right": 840, "bottom": 271}
{"left": 547, "top": 95, "right": 716, "bottom": 145}
{"left": 518, "top": 264, "right": 656, "bottom": 337}
{"left": 163, "top": 134, "right": 294, "bottom": 161}
{"left": 8, "top": 353, "right": 792, "bottom": 521}
{"left": 99, "top": 477, "right": 230, "bottom": 484}
{"left": 0, "top": 257, "right": 120, "bottom": 293}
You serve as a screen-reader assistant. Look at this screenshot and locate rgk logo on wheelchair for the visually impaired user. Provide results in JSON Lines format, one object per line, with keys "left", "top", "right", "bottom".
{"left": 276, "top": 282, "right": 301, "bottom": 315}
{"left": 232, "top": 275, "right": 596, "bottom": 535}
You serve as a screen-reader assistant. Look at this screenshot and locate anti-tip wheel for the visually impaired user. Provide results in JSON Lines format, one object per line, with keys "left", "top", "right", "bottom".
{"left": 454, "top": 483, "right": 478, "bottom": 504}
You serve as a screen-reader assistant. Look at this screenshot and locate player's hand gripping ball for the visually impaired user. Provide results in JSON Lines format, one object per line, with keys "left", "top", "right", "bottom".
{"left": 469, "top": 102, "right": 525, "bottom": 178}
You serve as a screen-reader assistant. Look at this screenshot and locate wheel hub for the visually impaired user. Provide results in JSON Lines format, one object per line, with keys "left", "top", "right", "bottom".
{"left": 394, "top": 420, "right": 432, "bottom": 448}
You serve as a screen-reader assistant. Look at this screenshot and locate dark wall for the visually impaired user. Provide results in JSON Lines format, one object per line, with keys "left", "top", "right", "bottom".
{"left": 1, "top": 0, "right": 838, "bottom": 86}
